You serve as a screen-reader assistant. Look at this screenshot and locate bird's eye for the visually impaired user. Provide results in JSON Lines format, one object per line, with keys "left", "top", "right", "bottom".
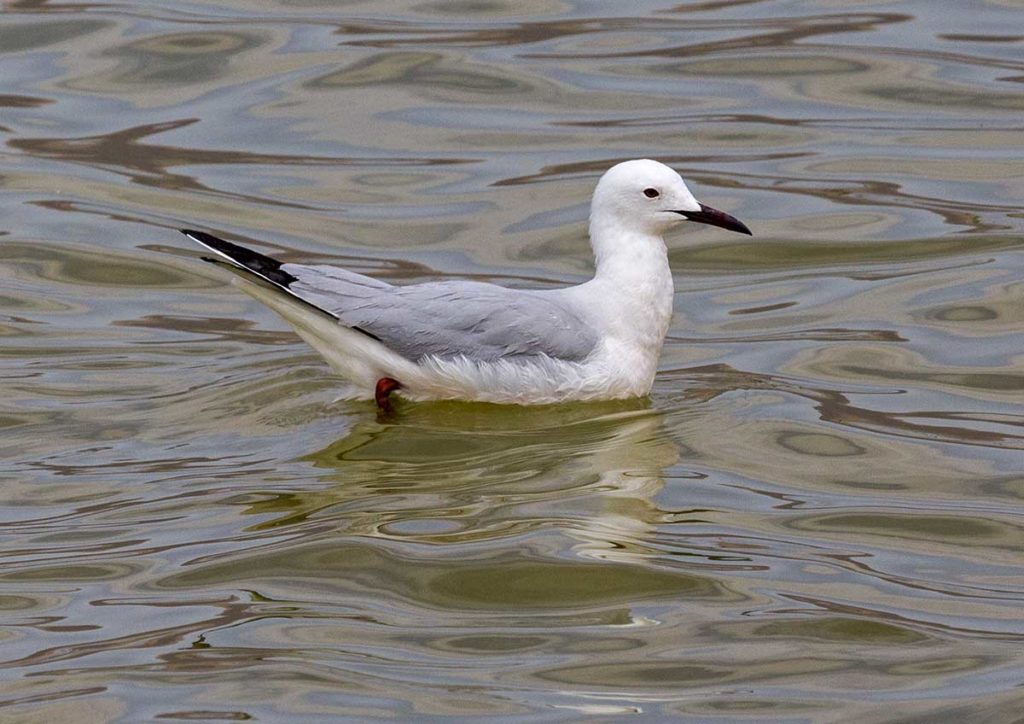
{"left": 643, "top": 188, "right": 660, "bottom": 198}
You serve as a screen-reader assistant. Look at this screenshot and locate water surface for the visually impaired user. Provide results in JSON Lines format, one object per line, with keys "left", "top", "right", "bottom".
{"left": 1, "top": 0, "right": 1022, "bottom": 720}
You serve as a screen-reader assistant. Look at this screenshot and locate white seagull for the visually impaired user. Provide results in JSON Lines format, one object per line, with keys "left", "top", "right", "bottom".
{"left": 183, "top": 159, "right": 750, "bottom": 409}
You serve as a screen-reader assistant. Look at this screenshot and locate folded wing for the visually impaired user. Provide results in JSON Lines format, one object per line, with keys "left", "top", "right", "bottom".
{"left": 183, "top": 230, "right": 599, "bottom": 363}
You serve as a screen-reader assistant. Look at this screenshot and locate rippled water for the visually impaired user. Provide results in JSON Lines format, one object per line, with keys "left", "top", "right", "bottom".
{"left": 2, "top": 0, "right": 1022, "bottom": 720}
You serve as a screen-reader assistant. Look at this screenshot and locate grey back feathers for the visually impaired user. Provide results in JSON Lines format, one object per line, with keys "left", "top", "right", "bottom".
{"left": 288, "top": 268, "right": 598, "bottom": 362}
{"left": 183, "top": 230, "right": 599, "bottom": 364}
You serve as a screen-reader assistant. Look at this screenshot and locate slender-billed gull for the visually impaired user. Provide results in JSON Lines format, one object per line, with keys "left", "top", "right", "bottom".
{"left": 183, "top": 159, "right": 751, "bottom": 408}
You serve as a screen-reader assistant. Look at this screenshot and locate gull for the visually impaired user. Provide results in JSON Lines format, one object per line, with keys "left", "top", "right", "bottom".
{"left": 183, "top": 159, "right": 751, "bottom": 409}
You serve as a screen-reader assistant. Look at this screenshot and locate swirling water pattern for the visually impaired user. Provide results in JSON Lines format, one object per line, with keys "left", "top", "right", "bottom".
{"left": 0, "top": 0, "right": 1022, "bottom": 720}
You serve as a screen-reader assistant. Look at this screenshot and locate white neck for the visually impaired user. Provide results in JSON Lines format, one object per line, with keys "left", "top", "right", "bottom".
{"left": 584, "top": 210, "right": 675, "bottom": 354}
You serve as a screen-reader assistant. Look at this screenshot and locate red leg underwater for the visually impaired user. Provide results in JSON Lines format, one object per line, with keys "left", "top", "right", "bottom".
{"left": 374, "top": 377, "right": 402, "bottom": 412}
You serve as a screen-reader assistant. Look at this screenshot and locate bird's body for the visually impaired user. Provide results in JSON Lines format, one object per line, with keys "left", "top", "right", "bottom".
{"left": 184, "top": 159, "right": 750, "bottom": 405}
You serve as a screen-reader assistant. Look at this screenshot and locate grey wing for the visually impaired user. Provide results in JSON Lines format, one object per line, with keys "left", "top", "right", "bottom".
{"left": 286, "top": 271, "right": 599, "bottom": 363}
{"left": 282, "top": 263, "right": 391, "bottom": 312}
{"left": 179, "top": 230, "right": 597, "bottom": 362}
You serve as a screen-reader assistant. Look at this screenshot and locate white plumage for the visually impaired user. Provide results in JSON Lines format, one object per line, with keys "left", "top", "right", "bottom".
{"left": 185, "top": 159, "right": 751, "bottom": 405}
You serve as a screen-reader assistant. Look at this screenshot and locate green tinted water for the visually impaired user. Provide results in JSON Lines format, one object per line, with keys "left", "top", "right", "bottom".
{"left": 1, "top": 1, "right": 1022, "bottom": 720}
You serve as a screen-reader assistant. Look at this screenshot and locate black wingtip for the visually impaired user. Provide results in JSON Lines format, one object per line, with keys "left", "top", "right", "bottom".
{"left": 182, "top": 228, "right": 381, "bottom": 340}
{"left": 180, "top": 228, "right": 298, "bottom": 288}
{"left": 180, "top": 228, "right": 220, "bottom": 244}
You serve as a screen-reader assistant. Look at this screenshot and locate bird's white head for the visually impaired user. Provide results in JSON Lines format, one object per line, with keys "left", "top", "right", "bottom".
{"left": 590, "top": 159, "right": 751, "bottom": 238}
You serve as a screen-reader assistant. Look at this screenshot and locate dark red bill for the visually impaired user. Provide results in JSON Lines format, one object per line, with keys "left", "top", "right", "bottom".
{"left": 677, "top": 203, "right": 752, "bottom": 235}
